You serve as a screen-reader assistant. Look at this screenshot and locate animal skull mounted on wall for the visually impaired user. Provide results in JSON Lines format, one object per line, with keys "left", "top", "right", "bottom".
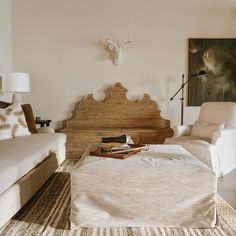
{"left": 105, "top": 39, "right": 132, "bottom": 66}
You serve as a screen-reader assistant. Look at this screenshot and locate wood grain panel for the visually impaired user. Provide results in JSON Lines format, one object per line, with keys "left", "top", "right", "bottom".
{"left": 60, "top": 82, "right": 173, "bottom": 158}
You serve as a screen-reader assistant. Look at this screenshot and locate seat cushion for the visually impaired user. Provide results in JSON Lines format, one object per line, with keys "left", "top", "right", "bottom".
{"left": 165, "top": 136, "right": 221, "bottom": 176}
{"left": 0, "top": 133, "right": 66, "bottom": 195}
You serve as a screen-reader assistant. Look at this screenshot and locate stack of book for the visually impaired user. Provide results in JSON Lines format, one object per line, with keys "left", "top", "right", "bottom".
{"left": 89, "top": 135, "right": 146, "bottom": 159}
{"left": 101, "top": 142, "right": 130, "bottom": 152}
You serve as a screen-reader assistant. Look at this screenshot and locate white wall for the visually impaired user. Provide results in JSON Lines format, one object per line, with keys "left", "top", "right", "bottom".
{"left": 12, "top": 0, "right": 236, "bottom": 128}
{"left": 0, "top": 0, "right": 12, "bottom": 102}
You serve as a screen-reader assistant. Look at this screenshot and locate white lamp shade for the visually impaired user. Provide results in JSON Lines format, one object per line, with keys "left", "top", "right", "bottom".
{"left": 2, "top": 72, "right": 30, "bottom": 92}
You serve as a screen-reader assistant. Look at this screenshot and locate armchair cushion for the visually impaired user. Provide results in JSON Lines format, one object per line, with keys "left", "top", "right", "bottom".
{"left": 198, "top": 102, "right": 236, "bottom": 128}
{"left": 191, "top": 121, "right": 225, "bottom": 140}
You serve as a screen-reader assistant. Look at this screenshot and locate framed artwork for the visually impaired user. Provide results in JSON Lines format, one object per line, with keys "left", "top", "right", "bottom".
{"left": 188, "top": 38, "right": 236, "bottom": 106}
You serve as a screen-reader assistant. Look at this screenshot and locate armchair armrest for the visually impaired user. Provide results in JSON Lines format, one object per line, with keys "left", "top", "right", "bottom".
{"left": 172, "top": 125, "right": 193, "bottom": 137}
{"left": 212, "top": 128, "right": 236, "bottom": 144}
{"left": 37, "top": 127, "right": 55, "bottom": 133}
{"left": 211, "top": 128, "right": 236, "bottom": 175}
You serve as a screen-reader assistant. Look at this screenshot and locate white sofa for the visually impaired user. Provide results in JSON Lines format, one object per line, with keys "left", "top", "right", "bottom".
{"left": 165, "top": 102, "right": 236, "bottom": 177}
{"left": 0, "top": 126, "right": 66, "bottom": 228}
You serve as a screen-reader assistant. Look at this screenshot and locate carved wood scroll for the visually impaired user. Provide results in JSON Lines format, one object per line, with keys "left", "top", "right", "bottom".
{"left": 61, "top": 82, "right": 173, "bottom": 158}
{"left": 66, "top": 82, "right": 170, "bottom": 129}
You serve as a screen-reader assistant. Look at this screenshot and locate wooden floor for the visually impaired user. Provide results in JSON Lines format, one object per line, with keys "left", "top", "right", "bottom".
{"left": 218, "top": 169, "right": 236, "bottom": 209}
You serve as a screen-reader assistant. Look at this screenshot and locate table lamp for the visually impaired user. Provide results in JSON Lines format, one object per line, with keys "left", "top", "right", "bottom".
{"left": 2, "top": 72, "right": 30, "bottom": 103}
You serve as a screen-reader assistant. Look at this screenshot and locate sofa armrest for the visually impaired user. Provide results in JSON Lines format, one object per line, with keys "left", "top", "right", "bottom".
{"left": 37, "top": 127, "right": 55, "bottom": 133}
{"left": 172, "top": 125, "right": 193, "bottom": 137}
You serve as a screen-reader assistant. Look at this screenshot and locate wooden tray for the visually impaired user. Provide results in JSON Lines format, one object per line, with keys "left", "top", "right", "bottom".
{"left": 89, "top": 144, "right": 146, "bottom": 159}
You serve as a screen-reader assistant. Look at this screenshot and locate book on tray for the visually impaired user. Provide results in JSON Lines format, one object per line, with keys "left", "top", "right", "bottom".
{"left": 89, "top": 134, "right": 147, "bottom": 159}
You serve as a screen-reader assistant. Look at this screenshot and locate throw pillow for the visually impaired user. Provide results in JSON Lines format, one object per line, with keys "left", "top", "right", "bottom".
{"left": 191, "top": 121, "right": 225, "bottom": 139}
{"left": 0, "top": 101, "right": 38, "bottom": 133}
{"left": 22, "top": 104, "right": 37, "bottom": 133}
{"left": 0, "top": 102, "right": 31, "bottom": 141}
{"left": 0, "top": 101, "right": 11, "bottom": 108}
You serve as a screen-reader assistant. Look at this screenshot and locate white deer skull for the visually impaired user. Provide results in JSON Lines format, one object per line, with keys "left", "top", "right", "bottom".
{"left": 105, "top": 39, "right": 132, "bottom": 66}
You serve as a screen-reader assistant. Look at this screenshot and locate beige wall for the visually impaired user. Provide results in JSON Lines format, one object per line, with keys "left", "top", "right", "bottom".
{"left": 0, "top": 0, "right": 12, "bottom": 102}
{"left": 12, "top": 0, "right": 236, "bottom": 128}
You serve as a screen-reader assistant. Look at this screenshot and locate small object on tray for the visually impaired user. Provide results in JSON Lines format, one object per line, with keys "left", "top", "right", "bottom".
{"left": 102, "top": 134, "right": 132, "bottom": 144}
{"left": 89, "top": 144, "right": 147, "bottom": 159}
{"left": 35, "top": 118, "right": 51, "bottom": 127}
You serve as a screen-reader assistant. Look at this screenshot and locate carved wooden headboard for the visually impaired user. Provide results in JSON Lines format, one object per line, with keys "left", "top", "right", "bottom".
{"left": 62, "top": 82, "right": 173, "bottom": 158}
{"left": 66, "top": 82, "right": 170, "bottom": 129}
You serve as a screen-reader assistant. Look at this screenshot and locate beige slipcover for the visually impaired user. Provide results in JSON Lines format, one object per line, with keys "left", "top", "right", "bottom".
{"left": 70, "top": 145, "right": 217, "bottom": 229}
{"left": 0, "top": 133, "right": 66, "bottom": 195}
{"left": 0, "top": 132, "right": 66, "bottom": 228}
{"left": 165, "top": 102, "right": 236, "bottom": 176}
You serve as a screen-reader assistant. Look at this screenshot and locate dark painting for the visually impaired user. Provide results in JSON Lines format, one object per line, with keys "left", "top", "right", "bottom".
{"left": 188, "top": 38, "right": 236, "bottom": 106}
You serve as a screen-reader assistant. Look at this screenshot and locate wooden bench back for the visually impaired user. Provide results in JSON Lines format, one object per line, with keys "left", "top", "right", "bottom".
{"left": 65, "top": 82, "right": 170, "bottom": 129}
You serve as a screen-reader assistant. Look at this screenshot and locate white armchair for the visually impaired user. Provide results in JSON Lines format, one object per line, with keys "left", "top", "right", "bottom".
{"left": 165, "top": 102, "right": 236, "bottom": 177}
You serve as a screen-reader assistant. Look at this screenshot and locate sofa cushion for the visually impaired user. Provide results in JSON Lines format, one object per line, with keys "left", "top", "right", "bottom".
{"left": 0, "top": 133, "right": 66, "bottom": 195}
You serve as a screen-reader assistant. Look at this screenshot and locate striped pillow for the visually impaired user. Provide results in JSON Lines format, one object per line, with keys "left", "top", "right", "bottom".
{"left": 0, "top": 102, "right": 31, "bottom": 141}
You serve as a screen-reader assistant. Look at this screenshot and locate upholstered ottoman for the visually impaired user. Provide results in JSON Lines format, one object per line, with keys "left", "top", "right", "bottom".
{"left": 70, "top": 145, "right": 217, "bottom": 229}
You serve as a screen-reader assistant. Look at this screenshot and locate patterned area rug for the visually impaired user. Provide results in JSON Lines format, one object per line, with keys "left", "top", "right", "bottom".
{"left": 0, "top": 160, "right": 236, "bottom": 236}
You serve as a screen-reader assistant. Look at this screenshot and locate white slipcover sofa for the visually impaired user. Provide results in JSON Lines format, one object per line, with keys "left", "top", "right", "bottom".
{"left": 0, "top": 124, "right": 66, "bottom": 228}
{"left": 165, "top": 102, "right": 236, "bottom": 177}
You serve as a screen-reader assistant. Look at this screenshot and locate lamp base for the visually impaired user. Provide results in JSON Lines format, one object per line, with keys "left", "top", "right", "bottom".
{"left": 12, "top": 93, "right": 22, "bottom": 104}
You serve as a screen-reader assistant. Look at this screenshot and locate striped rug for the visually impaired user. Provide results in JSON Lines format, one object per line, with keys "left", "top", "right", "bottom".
{"left": 0, "top": 160, "right": 235, "bottom": 236}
